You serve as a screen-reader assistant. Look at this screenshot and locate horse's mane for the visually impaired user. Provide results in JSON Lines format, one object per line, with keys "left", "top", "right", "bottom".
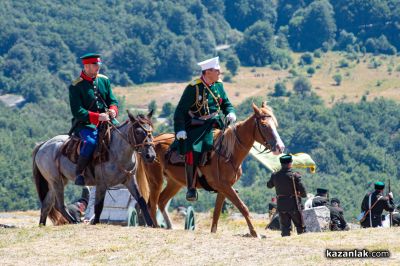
{"left": 117, "top": 113, "right": 153, "bottom": 129}
{"left": 214, "top": 124, "right": 238, "bottom": 161}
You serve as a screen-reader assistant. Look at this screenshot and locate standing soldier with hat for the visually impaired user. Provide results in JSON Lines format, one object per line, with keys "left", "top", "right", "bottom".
{"left": 360, "top": 181, "right": 395, "bottom": 228}
{"left": 173, "top": 56, "right": 236, "bottom": 201}
{"left": 267, "top": 154, "right": 307, "bottom": 237}
{"left": 69, "top": 53, "right": 119, "bottom": 186}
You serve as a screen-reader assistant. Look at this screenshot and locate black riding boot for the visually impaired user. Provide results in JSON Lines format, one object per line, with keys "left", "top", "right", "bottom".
{"left": 74, "top": 156, "right": 91, "bottom": 186}
{"left": 185, "top": 163, "right": 198, "bottom": 201}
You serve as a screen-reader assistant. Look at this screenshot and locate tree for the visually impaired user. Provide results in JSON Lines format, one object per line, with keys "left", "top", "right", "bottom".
{"left": 333, "top": 73, "right": 342, "bottom": 86}
{"left": 225, "top": 54, "right": 240, "bottom": 75}
{"left": 272, "top": 82, "right": 287, "bottom": 97}
{"left": 160, "top": 102, "right": 174, "bottom": 117}
{"left": 235, "top": 21, "right": 275, "bottom": 66}
{"left": 111, "top": 39, "right": 155, "bottom": 84}
{"left": 293, "top": 76, "right": 312, "bottom": 95}
{"left": 289, "top": 0, "right": 336, "bottom": 51}
{"left": 225, "top": 0, "right": 277, "bottom": 31}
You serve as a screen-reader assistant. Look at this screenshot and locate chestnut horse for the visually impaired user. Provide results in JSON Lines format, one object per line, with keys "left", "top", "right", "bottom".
{"left": 137, "top": 102, "right": 285, "bottom": 237}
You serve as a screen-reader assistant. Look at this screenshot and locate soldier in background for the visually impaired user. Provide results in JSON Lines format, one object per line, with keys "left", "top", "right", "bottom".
{"left": 67, "top": 186, "right": 90, "bottom": 223}
{"left": 329, "top": 198, "right": 349, "bottom": 231}
{"left": 360, "top": 181, "right": 395, "bottom": 228}
{"left": 267, "top": 154, "right": 307, "bottom": 237}
{"left": 312, "top": 188, "right": 329, "bottom": 207}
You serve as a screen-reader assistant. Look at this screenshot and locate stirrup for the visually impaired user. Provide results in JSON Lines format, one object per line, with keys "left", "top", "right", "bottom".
{"left": 74, "top": 175, "right": 85, "bottom": 186}
{"left": 186, "top": 188, "right": 198, "bottom": 202}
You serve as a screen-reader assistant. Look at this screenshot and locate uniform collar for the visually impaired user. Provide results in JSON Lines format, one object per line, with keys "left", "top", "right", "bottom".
{"left": 201, "top": 75, "right": 214, "bottom": 87}
{"left": 80, "top": 70, "right": 96, "bottom": 83}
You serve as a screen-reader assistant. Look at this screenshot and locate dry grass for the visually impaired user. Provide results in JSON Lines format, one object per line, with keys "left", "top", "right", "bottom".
{"left": 113, "top": 52, "right": 400, "bottom": 110}
{"left": 1, "top": 210, "right": 399, "bottom": 265}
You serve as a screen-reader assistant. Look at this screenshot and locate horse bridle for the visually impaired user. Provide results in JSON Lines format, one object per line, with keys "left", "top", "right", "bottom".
{"left": 253, "top": 114, "right": 277, "bottom": 153}
{"left": 108, "top": 119, "right": 154, "bottom": 151}
{"left": 127, "top": 120, "right": 155, "bottom": 151}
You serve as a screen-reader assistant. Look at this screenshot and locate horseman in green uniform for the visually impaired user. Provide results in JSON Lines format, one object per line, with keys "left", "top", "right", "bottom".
{"left": 173, "top": 56, "right": 236, "bottom": 201}
{"left": 69, "top": 53, "right": 119, "bottom": 186}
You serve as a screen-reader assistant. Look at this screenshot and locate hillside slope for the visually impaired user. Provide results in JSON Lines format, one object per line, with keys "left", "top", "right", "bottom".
{"left": 114, "top": 52, "right": 400, "bottom": 109}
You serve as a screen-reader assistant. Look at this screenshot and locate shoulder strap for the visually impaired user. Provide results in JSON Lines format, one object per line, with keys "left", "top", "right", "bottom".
{"left": 363, "top": 194, "right": 383, "bottom": 223}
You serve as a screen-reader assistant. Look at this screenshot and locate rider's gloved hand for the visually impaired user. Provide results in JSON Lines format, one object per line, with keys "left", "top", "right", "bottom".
{"left": 108, "top": 109, "right": 117, "bottom": 119}
{"left": 176, "top": 130, "right": 187, "bottom": 140}
{"left": 388, "top": 192, "right": 393, "bottom": 199}
{"left": 99, "top": 113, "right": 110, "bottom": 122}
{"left": 226, "top": 112, "right": 237, "bottom": 123}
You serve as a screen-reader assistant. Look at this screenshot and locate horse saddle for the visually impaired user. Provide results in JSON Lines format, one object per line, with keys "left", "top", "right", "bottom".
{"left": 165, "top": 149, "right": 211, "bottom": 167}
{"left": 165, "top": 149, "right": 185, "bottom": 166}
{"left": 61, "top": 125, "right": 111, "bottom": 165}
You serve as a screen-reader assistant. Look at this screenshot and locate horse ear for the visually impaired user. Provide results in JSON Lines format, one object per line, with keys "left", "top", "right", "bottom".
{"left": 147, "top": 109, "right": 154, "bottom": 119}
{"left": 127, "top": 109, "right": 136, "bottom": 122}
{"left": 261, "top": 101, "right": 267, "bottom": 108}
{"left": 252, "top": 102, "right": 261, "bottom": 115}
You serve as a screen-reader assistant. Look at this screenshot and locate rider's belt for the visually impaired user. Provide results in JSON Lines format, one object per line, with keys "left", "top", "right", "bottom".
{"left": 189, "top": 111, "right": 218, "bottom": 126}
{"left": 277, "top": 194, "right": 297, "bottom": 198}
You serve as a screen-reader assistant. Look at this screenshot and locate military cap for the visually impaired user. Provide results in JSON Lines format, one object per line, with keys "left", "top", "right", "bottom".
{"left": 331, "top": 198, "right": 340, "bottom": 204}
{"left": 197, "top": 56, "right": 220, "bottom": 71}
{"left": 374, "top": 181, "right": 385, "bottom": 190}
{"left": 78, "top": 198, "right": 88, "bottom": 206}
{"left": 316, "top": 188, "right": 329, "bottom": 194}
{"left": 279, "top": 154, "right": 293, "bottom": 164}
{"left": 80, "top": 53, "right": 102, "bottom": 65}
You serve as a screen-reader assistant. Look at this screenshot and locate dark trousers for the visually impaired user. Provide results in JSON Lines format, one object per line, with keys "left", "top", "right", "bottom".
{"left": 279, "top": 210, "right": 305, "bottom": 237}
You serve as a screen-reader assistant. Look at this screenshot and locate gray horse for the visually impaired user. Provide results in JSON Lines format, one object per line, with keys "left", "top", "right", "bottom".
{"left": 32, "top": 111, "right": 156, "bottom": 226}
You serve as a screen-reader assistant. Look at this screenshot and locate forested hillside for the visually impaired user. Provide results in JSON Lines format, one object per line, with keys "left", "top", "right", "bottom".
{"left": 0, "top": 0, "right": 399, "bottom": 219}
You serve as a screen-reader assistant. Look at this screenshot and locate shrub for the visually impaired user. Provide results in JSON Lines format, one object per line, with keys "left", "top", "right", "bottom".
{"left": 299, "top": 53, "right": 313, "bottom": 65}
{"left": 272, "top": 82, "right": 287, "bottom": 97}
{"left": 293, "top": 76, "right": 312, "bottom": 95}
{"left": 307, "top": 67, "right": 315, "bottom": 76}
{"left": 333, "top": 74, "right": 342, "bottom": 86}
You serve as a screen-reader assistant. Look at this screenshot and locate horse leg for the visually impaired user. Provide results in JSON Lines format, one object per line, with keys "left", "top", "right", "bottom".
{"left": 211, "top": 192, "right": 226, "bottom": 233}
{"left": 145, "top": 167, "right": 164, "bottom": 227}
{"left": 158, "top": 178, "right": 182, "bottom": 229}
{"left": 125, "top": 176, "right": 154, "bottom": 227}
{"left": 39, "top": 189, "right": 55, "bottom": 226}
{"left": 53, "top": 181, "right": 77, "bottom": 224}
{"left": 221, "top": 186, "right": 259, "bottom": 238}
{"left": 92, "top": 185, "right": 107, "bottom": 225}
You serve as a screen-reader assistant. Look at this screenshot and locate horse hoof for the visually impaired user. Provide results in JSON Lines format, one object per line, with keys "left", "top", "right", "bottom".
{"left": 251, "top": 231, "right": 260, "bottom": 238}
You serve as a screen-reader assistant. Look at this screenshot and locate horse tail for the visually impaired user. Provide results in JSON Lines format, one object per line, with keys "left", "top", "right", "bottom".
{"left": 136, "top": 155, "right": 150, "bottom": 202}
{"left": 32, "top": 142, "right": 66, "bottom": 225}
{"left": 32, "top": 142, "right": 47, "bottom": 203}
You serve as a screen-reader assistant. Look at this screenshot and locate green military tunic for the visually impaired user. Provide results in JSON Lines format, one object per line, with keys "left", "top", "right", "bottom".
{"left": 173, "top": 78, "right": 235, "bottom": 154}
{"left": 69, "top": 74, "right": 118, "bottom": 134}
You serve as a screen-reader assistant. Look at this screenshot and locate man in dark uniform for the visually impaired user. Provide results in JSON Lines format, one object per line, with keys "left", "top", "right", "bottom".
{"left": 67, "top": 186, "right": 90, "bottom": 222}
{"left": 312, "top": 188, "right": 329, "bottom": 207}
{"left": 173, "top": 56, "right": 236, "bottom": 201}
{"left": 360, "top": 181, "right": 395, "bottom": 228}
{"left": 267, "top": 154, "right": 307, "bottom": 237}
{"left": 69, "top": 53, "right": 119, "bottom": 186}
{"left": 329, "top": 198, "right": 349, "bottom": 231}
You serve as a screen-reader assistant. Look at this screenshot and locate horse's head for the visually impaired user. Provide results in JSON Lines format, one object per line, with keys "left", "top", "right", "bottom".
{"left": 127, "top": 110, "right": 156, "bottom": 163}
{"left": 252, "top": 102, "right": 285, "bottom": 155}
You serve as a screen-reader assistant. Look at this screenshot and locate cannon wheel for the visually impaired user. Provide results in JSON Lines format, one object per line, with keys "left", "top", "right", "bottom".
{"left": 184, "top": 206, "right": 195, "bottom": 230}
{"left": 127, "top": 207, "right": 138, "bottom": 227}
